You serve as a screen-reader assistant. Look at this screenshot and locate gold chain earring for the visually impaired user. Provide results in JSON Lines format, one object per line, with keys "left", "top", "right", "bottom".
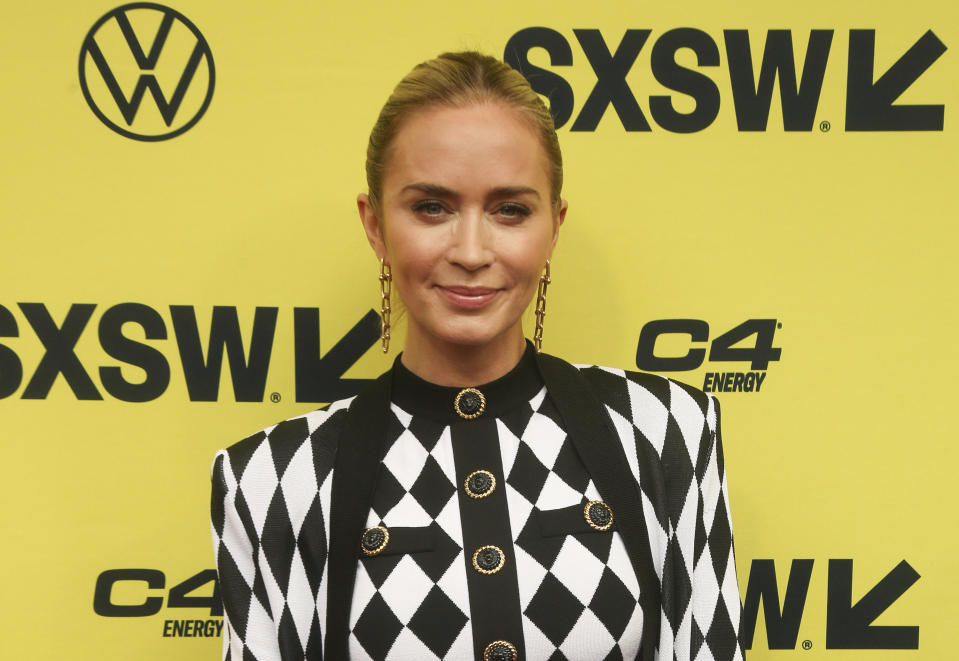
{"left": 533, "top": 260, "right": 550, "bottom": 353}
{"left": 379, "top": 258, "right": 392, "bottom": 353}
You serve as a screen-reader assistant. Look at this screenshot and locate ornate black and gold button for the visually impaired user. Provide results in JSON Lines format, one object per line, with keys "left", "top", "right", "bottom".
{"left": 464, "top": 469, "right": 496, "bottom": 499}
{"left": 454, "top": 387, "right": 486, "bottom": 419}
{"left": 484, "top": 640, "right": 518, "bottom": 661}
{"left": 584, "top": 500, "right": 614, "bottom": 531}
{"left": 472, "top": 545, "right": 505, "bottom": 575}
{"left": 360, "top": 525, "right": 389, "bottom": 556}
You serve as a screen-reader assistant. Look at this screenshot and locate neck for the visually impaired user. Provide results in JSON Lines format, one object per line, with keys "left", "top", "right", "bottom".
{"left": 400, "top": 326, "right": 527, "bottom": 387}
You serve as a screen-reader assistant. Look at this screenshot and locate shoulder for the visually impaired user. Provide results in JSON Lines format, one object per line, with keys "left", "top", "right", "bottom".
{"left": 574, "top": 363, "right": 716, "bottom": 421}
{"left": 535, "top": 351, "right": 717, "bottom": 429}
{"left": 559, "top": 361, "right": 720, "bottom": 461}
{"left": 211, "top": 397, "right": 355, "bottom": 489}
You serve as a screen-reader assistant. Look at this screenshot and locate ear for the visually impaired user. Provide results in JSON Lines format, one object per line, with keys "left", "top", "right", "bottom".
{"left": 550, "top": 198, "right": 568, "bottom": 253}
{"left": 357, "top": 193, "right": 387, "bottom": 260}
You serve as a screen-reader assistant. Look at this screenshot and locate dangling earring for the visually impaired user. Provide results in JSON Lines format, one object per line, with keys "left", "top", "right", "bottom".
{"left": 533, "top": 260, "right": 550, "bottom": 353}
{"left": 379, "top": 258, "right": 392, "bottom": 353}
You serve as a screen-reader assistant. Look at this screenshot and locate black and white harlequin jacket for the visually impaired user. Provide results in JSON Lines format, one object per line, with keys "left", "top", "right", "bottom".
{"left": 211, "top": 344, "right": 744, "bottom": 661}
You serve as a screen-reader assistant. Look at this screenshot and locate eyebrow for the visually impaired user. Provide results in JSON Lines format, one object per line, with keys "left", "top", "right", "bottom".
{"left": 400, "top": 183, "right": 541, "bottom": 199}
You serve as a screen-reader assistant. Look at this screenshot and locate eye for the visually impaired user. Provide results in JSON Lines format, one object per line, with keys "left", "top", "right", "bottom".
{"left": 411, "top": 200, "right": 448, "bottom": 218}
{"left": 496, "top": 203, "right": 532, "bottom": 220}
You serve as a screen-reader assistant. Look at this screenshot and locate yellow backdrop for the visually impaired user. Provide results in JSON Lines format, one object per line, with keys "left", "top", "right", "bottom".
{"left": 2, "top": 1, "right": 955, "bottom": 659}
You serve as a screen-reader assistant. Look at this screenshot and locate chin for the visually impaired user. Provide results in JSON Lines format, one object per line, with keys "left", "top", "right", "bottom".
{"left": 438, "top": 330, "right": 499, "bottom": 348}
{"left": 433, "top": 320, "right": 520, "bottom": 350}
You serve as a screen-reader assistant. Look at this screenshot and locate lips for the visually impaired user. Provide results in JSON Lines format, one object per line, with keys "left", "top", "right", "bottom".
{"left": 438, "top": 285, "right": 499, "bottom": 309}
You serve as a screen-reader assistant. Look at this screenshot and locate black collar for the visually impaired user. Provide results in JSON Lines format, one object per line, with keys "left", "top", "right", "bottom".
{"left": 390, "top": 341, "right": 543, "bottom": 423}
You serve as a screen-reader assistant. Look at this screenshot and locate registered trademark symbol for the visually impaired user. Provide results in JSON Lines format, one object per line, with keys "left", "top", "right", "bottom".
{"left": 802, "top": 640, "right": 813, "bottom": 650}
{"left": 270, "top": 392, "right": 281, "bottom": 403}
{"left": 819, "top": 120, "right": 831, "bottom": 132}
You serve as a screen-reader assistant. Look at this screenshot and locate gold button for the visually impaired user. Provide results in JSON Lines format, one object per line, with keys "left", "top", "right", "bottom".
{"left": 472, "top": 545, "right": 506, "bottom": 575}
{"left": 584, "top": 501, "right": 614, "bottom": 531}
{"left": 360, "top": 525, "right": 389, "bottom": 556}
{"left": 465, "top": 470, "right": 496, "bottom": 498}
{"left": 484, "top": 640, "right": 518, "bottom": 661}
{"left": 454, "top": 388, "right": 486, "bottom": 419}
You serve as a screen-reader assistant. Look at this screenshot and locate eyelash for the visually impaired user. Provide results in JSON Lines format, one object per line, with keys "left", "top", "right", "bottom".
{"left": 497, "top": 203, "right": 531, "bottom": 219}
{"left": 410, "top": 200, "right": 532, "bottom": 220}
{"left": 411, "top": 200, "right": 447, "bottom": 216}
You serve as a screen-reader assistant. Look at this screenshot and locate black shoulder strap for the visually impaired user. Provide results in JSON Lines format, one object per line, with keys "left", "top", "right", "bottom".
{"left": 324, "top": 371, "right": 393, "bottom": 660}
{"left": 535, "top": 353, "right": 660, "bottom": 661}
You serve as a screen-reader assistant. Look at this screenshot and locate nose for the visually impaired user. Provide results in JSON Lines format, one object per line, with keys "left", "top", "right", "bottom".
{"left": 447, "top": 209, "right": 491, "bottom": 271}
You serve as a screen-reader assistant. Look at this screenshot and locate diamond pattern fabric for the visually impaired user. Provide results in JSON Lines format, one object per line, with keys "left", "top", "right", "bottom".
{"left": 211, "top": 361, "right": 743, "bottom": 661}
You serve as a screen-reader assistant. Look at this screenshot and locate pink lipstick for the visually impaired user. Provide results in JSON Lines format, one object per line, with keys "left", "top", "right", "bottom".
{"left": 438, "top": 286, "right": 498, "bottom": 309}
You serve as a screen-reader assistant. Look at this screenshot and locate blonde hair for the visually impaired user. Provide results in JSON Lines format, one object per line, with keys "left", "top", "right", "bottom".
{"left": 365, "top": 51, "right": 563, "bottom": 213}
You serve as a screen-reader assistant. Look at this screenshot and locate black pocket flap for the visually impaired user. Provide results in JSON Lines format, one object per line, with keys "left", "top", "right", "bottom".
{"left": 535, "top": 504, "right": 617, "bottom": 537}
{"left": 359, "top": 524, "right": 436, "bottom": 557}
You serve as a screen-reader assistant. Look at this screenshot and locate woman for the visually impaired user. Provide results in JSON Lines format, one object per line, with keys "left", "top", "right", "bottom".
{"left": 211, "top": 51, "right": 743, "bottom": 661}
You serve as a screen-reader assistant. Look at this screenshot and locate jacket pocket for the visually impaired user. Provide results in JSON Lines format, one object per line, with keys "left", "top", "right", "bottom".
{"left": 358, "top": 524, "right": 436, "bottom": 557}
{"left": 535, "top": 503, "right": 618, "bottom": 537}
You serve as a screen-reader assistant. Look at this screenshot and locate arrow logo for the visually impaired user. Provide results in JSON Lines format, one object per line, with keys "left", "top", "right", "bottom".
{"left": 826, "top": 559, "right": 920, "bottom": 649}
{"left": 845, "top": 30, "right": 946, "bottom": 131}
{"left": 294, "top": 309, "right": 380, "bottom": 403}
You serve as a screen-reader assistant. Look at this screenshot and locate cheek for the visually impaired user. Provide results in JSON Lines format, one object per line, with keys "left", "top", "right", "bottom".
{"left": 386, "top": 236, "right": 438, "bottom": 296}
{"left": 503, "top": 248, "right": 549, "bottom": 296}
{"left": 512, "top": 236, "right": 552, "bottom": 276}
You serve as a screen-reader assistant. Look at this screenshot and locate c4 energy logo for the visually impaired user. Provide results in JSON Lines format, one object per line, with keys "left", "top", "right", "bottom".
{"left": 635, "top": 319, "right": 781, "bottom": 393}
{"left": 79, "top": 3, "right": 215, "bottom": 140}
{"left": 93, "top": 568, "right": 223, "bottom": 638}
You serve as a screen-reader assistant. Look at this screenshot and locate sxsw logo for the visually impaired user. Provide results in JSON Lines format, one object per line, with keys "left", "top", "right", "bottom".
{"left": 505, "top": 27, "right": 946, "bottom": 132}
{"left": 0, "top": 303, "right": 378, "bottom": 403}
{"left": 79, "top": 3, "right": 215, "bottom": 140}
{"left": 744, "top": 558, "right": 920, "bottom": 651}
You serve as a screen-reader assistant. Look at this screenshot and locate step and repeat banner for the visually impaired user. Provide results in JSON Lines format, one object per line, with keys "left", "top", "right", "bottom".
{"left": 1, "top": 1, "right": 955, "bottom": 659}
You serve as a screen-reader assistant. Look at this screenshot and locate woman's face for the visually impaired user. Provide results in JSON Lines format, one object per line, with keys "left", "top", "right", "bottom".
{"left": 359, "top": 102, "right": 566, "bottom": 353}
